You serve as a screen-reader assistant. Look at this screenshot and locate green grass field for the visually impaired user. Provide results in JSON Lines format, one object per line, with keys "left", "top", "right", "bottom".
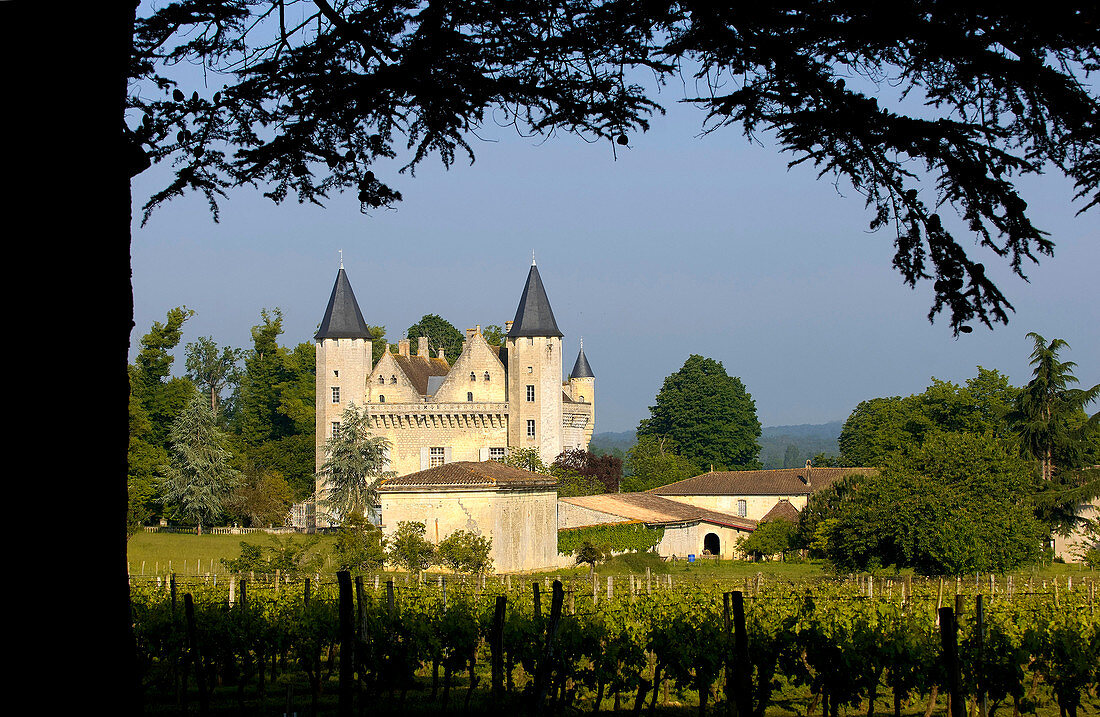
{"left": 128, "top": 531, "right": 1098, "bottom": 583}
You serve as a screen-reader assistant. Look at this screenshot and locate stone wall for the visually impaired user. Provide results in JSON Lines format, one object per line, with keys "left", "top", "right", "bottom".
{"left": 381, "top": 486, "right": 559, "bottom": 572}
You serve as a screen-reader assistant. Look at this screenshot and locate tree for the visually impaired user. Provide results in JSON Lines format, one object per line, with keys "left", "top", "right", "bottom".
{"left": 231, "top": 309, "right": 318, "bottom": 499}
{"left": 738, "top": 518, "right": 797, "bottom": 561}
{"left": 637, "top": 355, "right": 761, "bottom": 471}
{"left": 482, "top": 324, "right": 505, "bottom": 346}
{"left": 436, "top": 530, "right": 493, "bottom": 574}
{"left": 387, "top": 521, "right": 436, "bottom": 574}
{"left": 575, "top": 540, "right": 611, "bottom": 581}
{"left": 1012, "top": 333, "right": 1100, "bottom": 482}
{"left": 405, "top": 314, "right": 464, "bottom": 360}
{"left": 129, "top": 4, "right": 1099, "bottom": 336}
{"left": 184, "top": 336, "right": 242, "bottom": 416}
{"left": 333, "top": 513, "right": 385, "bottom": 574}
{"left": 1011, "top": 333, "right": 1100, "bottom": 538}
{"left": 224, "top": 464, "right": 294, "bottom": 528}
{"left": 316, "top": 404, "right": 390, "bottom": 524}
{"left": 622, "top": 434, "right": 700, "bottom": 492}
{"left": 504, "top": 447, "right": 550, "bottom": 474}
{"left": 160, "top": 391, "right": 240, "bottom": 534}
{"left": 813, "top": 432, "right": 1042, "bottom": 575}
{"left": 838, "top": 367, "right": 1021, "bottom": 466}
{"left": 552, "top": 448, "right": 622, "bottom": 493}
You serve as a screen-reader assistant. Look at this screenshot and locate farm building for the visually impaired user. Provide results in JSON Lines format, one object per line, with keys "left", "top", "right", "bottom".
{"left": 648, "top": 463, "right": 877, "bottom": 519}
{"left": 378, "top": 461, "right": 560, "bottom": 572}
{"left": 558, "top": 492, "right": 757, "bottom": 559}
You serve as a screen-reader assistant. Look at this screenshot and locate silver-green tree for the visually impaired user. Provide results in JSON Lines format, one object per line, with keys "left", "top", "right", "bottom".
{"left": 316, "top": 404, "right": 390, "bottom": 524}
{"left": 184, "top": 335, "right": 242, "bottom": 416}
{"left": 160, "top": 391, "right": 240, "bottom": 534}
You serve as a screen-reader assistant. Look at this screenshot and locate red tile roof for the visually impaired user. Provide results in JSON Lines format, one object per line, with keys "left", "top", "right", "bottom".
{"left": 560, "top": 492, "right": 756, "bottom": 531}
{"left": 650, "top": 467, "right": 876, "bottom": 496}
{"left": 379, "top": 461, "right": 557, "bottom": 491}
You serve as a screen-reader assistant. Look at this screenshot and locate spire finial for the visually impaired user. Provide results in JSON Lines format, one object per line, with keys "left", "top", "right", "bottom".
{"left": 580, "top": 337, "right": 583, "bottom": 350}
{"left": 532, "top": 250, "right": 536, "bottom": 266}
{"left": 339, "top": 249, "right": 344, "bottom": 269}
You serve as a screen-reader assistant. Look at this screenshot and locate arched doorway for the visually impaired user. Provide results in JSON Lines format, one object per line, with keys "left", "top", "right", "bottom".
{"left": 703, "top": 532, "right": 720, "bottom": 556}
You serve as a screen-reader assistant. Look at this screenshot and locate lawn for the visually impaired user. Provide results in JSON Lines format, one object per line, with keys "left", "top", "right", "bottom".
{"left": 128, "top": 531, "right": 1097, "bottom": 584}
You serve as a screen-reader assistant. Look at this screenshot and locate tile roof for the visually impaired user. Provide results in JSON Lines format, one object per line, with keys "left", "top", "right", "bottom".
{"left": 560, "top": 492, "right": 757, "bottom": 531}
{"left": 392, "top": 354, "right": 451, "bottom": 395}
{"left": 315, "top": 268, "right": 372, "bottom": 340}
{"left": 650, "top": 467, "right": 877, "bottom": 497}
{"left": 760, "top": 500, "right": 801, "bottom": 523}
{"left": 379, "top": 461, "right": 558, "bottom": 491}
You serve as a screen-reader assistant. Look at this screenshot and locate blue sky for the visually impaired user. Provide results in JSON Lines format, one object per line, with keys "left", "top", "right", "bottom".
{"left": 130, "top": 93, "right": 1098, "bottom": 434}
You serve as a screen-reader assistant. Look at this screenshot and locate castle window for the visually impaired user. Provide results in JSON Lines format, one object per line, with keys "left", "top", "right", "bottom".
{"left": 579, "top": 395, "right": 585, "bottom": 402}
{"left": 331, "top": 386, "right": 340, "bottom": 403}
{"left": 527, "top": 419, "right": 535, "bottom": 437}
{"left": 737, "top": 500, "right": 747, "bottom": 518}
{"left": 390, "top": 375, "right": 397, "bottom": 384}
{"left": 331, "top": 422, "right": 341, "bottom": 439}
{"left": 467, "top": 392, "right": 474, "bottom": 402}
{"left": 430, "top": 447, "right": 445, "bottom": 468}
{"left": 489, "top": 448, "right": 505, "bottom": 462}
{"left": 378, "top": 376, "right": 384, "bottom": 384}
{"left": 379, "top": 395, "right": 385, "bottom": 403}
{"left": 484, "top": 372, "right": 490, "bottom": 381}
{"left": 334, "top": 370, "right": 339, "bottom": 377}
{"left": 526, "top": 385, "right": 535, "bottom": 402}
{"left": 470, "top": 372, "right": 476, "bottom": 381}
{"left": 527, "top": 366, "right": 533, "bottom": 374}
{"left": 528, "top": 337, "right": 534, "bottom": 346}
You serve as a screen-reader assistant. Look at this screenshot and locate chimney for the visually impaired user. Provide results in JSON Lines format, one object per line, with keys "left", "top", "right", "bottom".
{"left": 438, "top": 347, "right": 446, "bottom": 362}
{"left": 417, "top": 336, "right": 429, "bottom": 357}
{"left": 466, "top": 327, "right": 477, "bottom": 342}
{"left": 475, "top": 324, "right": 481, "bottom": 334}
{"left": 804, "top": 459, "right": 813, "bottom": 487}
{"left": 398, "top": 339, "right": 410, "bottom": 357}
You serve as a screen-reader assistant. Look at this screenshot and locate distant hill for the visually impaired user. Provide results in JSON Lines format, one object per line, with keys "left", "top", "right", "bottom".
{"left": 589, "top": 420, "right": 844, "bottom": 469}
{"left": 759, "top": 421, "right": 843, "bottom": 468}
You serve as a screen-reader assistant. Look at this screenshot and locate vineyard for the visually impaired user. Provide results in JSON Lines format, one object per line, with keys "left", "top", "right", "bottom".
{"left": 130, "top": 572, "right": 1100, "bottom": 716}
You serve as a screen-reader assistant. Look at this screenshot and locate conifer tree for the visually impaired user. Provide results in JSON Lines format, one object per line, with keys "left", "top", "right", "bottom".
{"left": 161, "top": 391, "right": 240, "bottom": 534}
{"left": 316, "top": 404, "right": 390, "bottom": 524}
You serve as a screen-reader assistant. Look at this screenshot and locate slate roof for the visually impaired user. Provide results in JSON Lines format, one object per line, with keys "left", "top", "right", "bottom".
{"left": 392, "top": 354, "right": 451, "bottom": 396}
{"left": 379, "top": 461, "right": 558, "bottom": 491}
{"left": 570, "top": 347, "right": 595, "bottom": 378}
{"left": 760, "top": 500, "right": 801, "bottom": 523}
{"left": 650, "top": 467, "right": 877, "bottom": 497}
{"left": 560, "top": 493, "right": 757, "bottom": 531}
{"left": 507, "top": 264, "right": 563, "bottom": 338}
{"left": 315, "top": 268, "right": 372, "bottom": 340}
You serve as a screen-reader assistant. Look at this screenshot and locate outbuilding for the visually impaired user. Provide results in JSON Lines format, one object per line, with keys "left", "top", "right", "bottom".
{"left": 378, "top": 461, "right": 559, "bottom": 572}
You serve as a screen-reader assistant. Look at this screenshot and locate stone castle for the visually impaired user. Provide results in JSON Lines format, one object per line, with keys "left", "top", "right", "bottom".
{"left": 313, "top": 260, "right": 595, "bottom": 516}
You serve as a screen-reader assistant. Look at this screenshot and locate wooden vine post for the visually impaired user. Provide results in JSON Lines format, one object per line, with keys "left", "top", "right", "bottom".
{"left": 491, "top": 595, "right": 507, "bottom": 698}
{"left": 337, "top": 570, "right": 354, "bottom": 717}
{"left": 938, "top": 606, "right": 964, "bottom": 717}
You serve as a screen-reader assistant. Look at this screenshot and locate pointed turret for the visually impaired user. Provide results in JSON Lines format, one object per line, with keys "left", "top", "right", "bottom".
{"left": 315, "top": 267, "right": 371, "bottom": 340}
{"left": 507, "top": 261, "right": 563, "bottom": 338}
{"left": 570, "top": 342, "right": 595, "bottom": 378}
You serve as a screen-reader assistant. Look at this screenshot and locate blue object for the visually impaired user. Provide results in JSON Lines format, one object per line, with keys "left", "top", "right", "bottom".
{"left": 688, "top": 554, "right": 696, "bottom": 562}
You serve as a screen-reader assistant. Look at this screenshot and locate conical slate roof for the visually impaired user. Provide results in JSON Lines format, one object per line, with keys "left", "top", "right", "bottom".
{"left": 570, "top": 346, "right": 595, "bottom": 378}
{"left": 507, "top": 263, "right": 563, "bottom": 338}
{"left": 314, "top": 268, "right": 372, "bottom": 340}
